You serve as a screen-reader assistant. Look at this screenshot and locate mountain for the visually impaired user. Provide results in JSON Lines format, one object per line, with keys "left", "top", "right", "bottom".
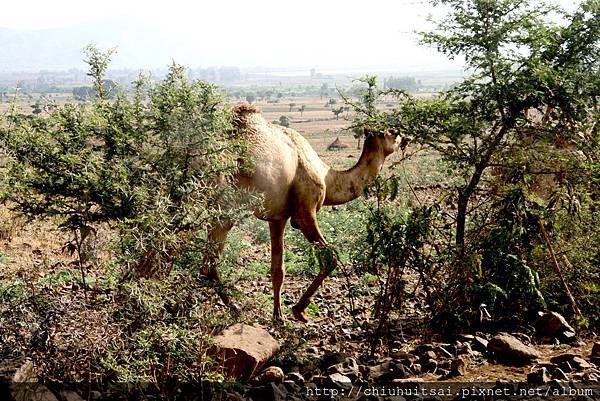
{"left": 0, "top": 18, "right": 174, "bottom": 72}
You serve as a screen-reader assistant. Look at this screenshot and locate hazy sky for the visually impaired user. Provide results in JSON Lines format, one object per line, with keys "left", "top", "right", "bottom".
{"left": 0, "top": 0, "right": 583, "bottom": 70}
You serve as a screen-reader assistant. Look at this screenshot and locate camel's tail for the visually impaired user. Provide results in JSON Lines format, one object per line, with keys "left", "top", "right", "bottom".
{"left": 232, "top": 104, "right": 261, "bottom": 127}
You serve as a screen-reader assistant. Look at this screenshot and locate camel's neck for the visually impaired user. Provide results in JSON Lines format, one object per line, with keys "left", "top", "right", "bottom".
{"left": 323, "top": 138, "right": 387, "bottom": 206}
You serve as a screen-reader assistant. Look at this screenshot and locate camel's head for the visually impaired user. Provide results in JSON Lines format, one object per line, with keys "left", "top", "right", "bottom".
{"left": 369, "top": 128, "right": 411, "bottom": 156}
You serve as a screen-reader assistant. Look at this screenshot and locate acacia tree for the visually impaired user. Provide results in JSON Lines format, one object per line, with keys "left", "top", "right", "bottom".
{"left": 349, "top": 0, "right": 598, "bottom": 330}
{"left": 401, "top": 0, "right": 599, "bottom": 254}
{"left": 1, "top": 47, "right": 253, "bottom": 282}
{"left": 298, "top": 104, "right": 306, "bottom": 116}
{"left": 332, "top": 106, "right": 344, "bottom": 120}
{"left": 406, "top": 0, "right": 597, "bottom": 322}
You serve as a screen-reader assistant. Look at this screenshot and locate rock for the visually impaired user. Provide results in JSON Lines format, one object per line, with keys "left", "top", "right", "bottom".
{"left": 327, "top": 373, "right": 352, "bottom": 390}
{"left": 224, "top": 391, "right": 245, "bottom": 401}
{"left": 0, "top": 359, "right": 60, "bottom": 401}
{"left": 10, "top": 385, "right": 60, "bottom": 401}
{"left": 58, "top": 391, "right": 85, "bottom": 401}
{"left": 487, "top": 334, "right": 540, "bottom": 364}
{"left": 571, "top": 357, "right": 593, "bottom": 370}
{"left": 328, "top": 357, "right": 360, "bottom": 381}
{"left": 257, "top": 366, "right": 284, "bottom": 383}
{"left": 421, "top": 351, "right": 437, "bottom": 361}
{"left": 309, "top": 374, "right": 327, "bottom": 386}
{"left": 561, "top": 331, "right": 577, "bottom": 342}
{"left": 281, "top": 380, "right": 302, "bottom": 394}
{"left": 210, "top": 324, "right": 280, "bottom": 380}
{"left": 422, "top": 359, "right": 438, "bottom": 373}
{"left": 391, "top": 351, "right": 417, "bottom": 361}
{"left": 552, "top": 368, "right": 569, "bottom": 381}
{"left": 369, "top": 361, "right": 409, "bottom": 383}
{"left": 456, "top": 342, "right": 473, "bottom": 356}
{"left": 592, "top": 342, "right": 600, "bottom": 358}
{"left": 411, "top": 363, "right": 422, "bottom": 374}
{"left": 392, "top": 378, "right": 424, "bottom": 383}
{"left": 550, "top": 354, "right": 592, "bottom": 371}
{"left": 246, "top": 383, "right": 287, "bottom": 401}
{"left": 320, "top": 351, "right": 347, "bottom": 370}
{"left": 527, "top": 367, "right": 550, "bottom": 384}
{"left": 285, "top": 372, "right": 305, "bottom": 385}
{"left": 415, "top": 344, "right": 434, "bottom": 355}
{"left": 450, "top": 357, "right": 467, "bottom": 377}
{"left": 436, "top": 346, "right": 454, "bottom": 359}
{"left": 473, "top": 336, "right": 489, "bottom": 352}
{"left": 536, "top": 312, "right": 575, "bottom": 337}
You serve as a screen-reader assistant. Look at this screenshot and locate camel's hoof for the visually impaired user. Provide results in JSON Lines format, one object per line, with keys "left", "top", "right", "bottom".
{"left": 291, "top": 306, "right": 309, "bottom": 323}
{"left": 272, "top": 311, "right": 286, "bottom": 322}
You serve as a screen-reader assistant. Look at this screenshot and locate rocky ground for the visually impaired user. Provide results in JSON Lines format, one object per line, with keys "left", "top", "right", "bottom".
{"left": 2, "top": 266, "right": 598, "bottom": 400}
{"left": 1, "top": 208, "right": 599, "bottom": 401}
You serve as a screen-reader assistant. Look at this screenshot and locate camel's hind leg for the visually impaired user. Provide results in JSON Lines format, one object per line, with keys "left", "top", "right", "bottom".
{"left": 290, "top": 212, "right": 334, "bottom": 323}
{"left": 202, "top": 220, "right": 234, "bottom": 305}
{"left": 269, "top": 219, "right": 288, "bottom": 321}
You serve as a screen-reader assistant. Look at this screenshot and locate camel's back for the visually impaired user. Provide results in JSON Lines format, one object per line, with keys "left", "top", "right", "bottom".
{"left": 234, "top": 106, "right": 328, "bottom": 219}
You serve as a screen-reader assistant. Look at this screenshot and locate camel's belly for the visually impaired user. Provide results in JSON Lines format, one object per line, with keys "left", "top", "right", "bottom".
{"left": 236, "top": 141, "right": 297, "bottom": 221}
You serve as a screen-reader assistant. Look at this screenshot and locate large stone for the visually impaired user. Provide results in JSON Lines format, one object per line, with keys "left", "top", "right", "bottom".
{"left": 527, "top": 367, "right": 550, "bottom": 384}
{"left": 246, "top": 383, "right": 287, "bottom": 401}
{"left": 550, "top": 354, "right": 592, "bottom": 371}
{"left": 450, "top": 357, "right": 467, "bottom": 377}
{"left": 328, "top": 357, "right": 361, "bottom": 381}
{"left": 327, "top": 373, "right": 352, "bottom": 390}
{"left": 0, "top": 359, "right": 60, "bottom": 401}
{"left": 210, "top": 324, "right": 280, "bottom": 381}
{"left": 368, "top": 361, "right": 409, "bottom": 383}
{"left": 257, "top": 366, "right": 285, "bottom": 383}
{"left": 536, "top": 312, "right": 575, "bottom": 337}
{"left": 592, "top": 342, "right": 600, "bottom": 358}
{"left": 487, "top": 334, "right": 541, "bottom": 365}
{"left": 473, "top": 336, "right": 489, "bottom": 352}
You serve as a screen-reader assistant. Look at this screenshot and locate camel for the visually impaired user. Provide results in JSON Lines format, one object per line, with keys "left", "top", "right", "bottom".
{"left": 203, "top": 104, "right": 408, "bottom": 322}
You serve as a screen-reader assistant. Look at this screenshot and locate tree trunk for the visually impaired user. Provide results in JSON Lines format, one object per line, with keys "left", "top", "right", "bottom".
{"left": 456, "top": 193, "right": 469, "bottom": 256}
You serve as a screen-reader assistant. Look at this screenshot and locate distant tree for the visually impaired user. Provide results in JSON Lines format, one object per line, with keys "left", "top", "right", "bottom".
{"left": 279, "top": 115, "right": 291, "bottom": 127}
{"left": 320, "top": 83, "right": 329, "bottom": 99}
{"left": 352, "top": 127, "right": 364, "bottom": 149}
{"left": 298, "top": 104, "right": 306, "bottom": 117}
{"left": 30, "top": 102, "right": 42, "bottom": 115}
{"left": 72, "top": 86, "right": 94, "bottom": 101}
{"left": 332, "top": 107, "right": 344, "bottom": 120}
{"left": 245, "top": 94, "right": 256, "bottom": 104}
{"left": 383, "top": 76, "right": 419, "bottom": 91}
{"left": 288, "top": 102, "right": 296, "bottom": 112}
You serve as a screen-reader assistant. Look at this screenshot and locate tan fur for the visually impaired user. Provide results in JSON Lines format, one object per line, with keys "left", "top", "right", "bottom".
{"left": 204, "top": 105, "right": 403, "bottom": 322}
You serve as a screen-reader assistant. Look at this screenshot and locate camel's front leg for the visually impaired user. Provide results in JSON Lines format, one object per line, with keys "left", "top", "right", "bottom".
{"left": 291, "top": 213, "right": 332, "bottom": 323}
{"left": 269, "top": 219, "right": 287, "bottom": 321}
{"left": 202, "top": 220, "right": 234, "bottom": 305}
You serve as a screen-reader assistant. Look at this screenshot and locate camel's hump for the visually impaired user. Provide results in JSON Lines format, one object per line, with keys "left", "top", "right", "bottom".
{"left": 232, "top": 104, "right": 261, "bottom": 115}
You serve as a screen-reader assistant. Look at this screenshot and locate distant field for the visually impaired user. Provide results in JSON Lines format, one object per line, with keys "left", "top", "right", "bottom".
{"left": 1, "top": 93, "right": 442, "bottom": 177}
